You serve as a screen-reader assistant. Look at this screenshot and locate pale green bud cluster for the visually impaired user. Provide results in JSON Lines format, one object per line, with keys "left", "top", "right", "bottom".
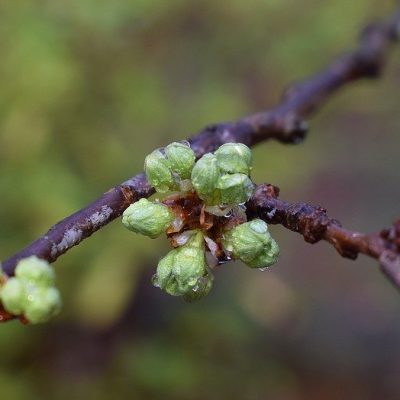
{"left": 0, "top": 256, "right": 62, "bottom": 323}
{"left": 223, "top": 219, "right": 279, "bottom": 269}
{"left": 145, "top": 142, "right": 195, "bottom": 193}
{"left": 123, "top": 141, "right": 280, "bottom": 301}
{"left": 152, "top": 231, "right": 212, "bottom": 300}
{"left": 122, "top": 198, "right": 174, "bottom": 239}
{"left": 191, "top": 143, "right": 254, "bottom": 205}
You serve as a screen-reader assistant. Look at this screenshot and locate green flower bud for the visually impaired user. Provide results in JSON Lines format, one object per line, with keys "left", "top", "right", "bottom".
{"left": 24, "top": 287, "right": 62, "bottom": 324}
{"left": 223, "top": 219, "right": 279, "bottom": 269}
{"left": 152, "top": 250, "right": 175, "bottom": 291}
{"left": 0, "top": 278, "right": 26, "bottom": 315}
{"left": 144, "top": 149, "right": 175, "bottom": 193}
{"left": 247, "top": 237, "right": 280, "bottom": 269}
{"left": 214, "top": 143, "right": 252, "bottom": 175}
{"left": 183, "top": 274, "right": 213, "bottom": 302}
{"left": 153, "top": 231, "right": 208, "bottom": 296}
{"left": 165, "top": 142, "right": 196, "bottom": 180}
{"left": 122, "top": 198, "right": 174, "bottom": 239}
{"left": 15, "top": 256, "right": 55, "bottom": 287}
{"left": 217, "top": 173, "right": 254, "bottom": 205}
{"left": 191, "top": 153, "right": 220, "bottom": 204}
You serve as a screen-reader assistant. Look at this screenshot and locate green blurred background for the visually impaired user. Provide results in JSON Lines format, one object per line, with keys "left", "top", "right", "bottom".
{"left": 1, "top": 0, "right": 400, "bottom": 399}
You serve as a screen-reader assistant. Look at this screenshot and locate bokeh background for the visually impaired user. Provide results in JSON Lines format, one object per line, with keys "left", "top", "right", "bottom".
{"left": 1, "top": 1, "right": 400, "bottom": 399}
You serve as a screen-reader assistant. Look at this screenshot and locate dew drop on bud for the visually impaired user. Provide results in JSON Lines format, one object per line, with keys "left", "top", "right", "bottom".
{"left": 151, "top": 274, "right": 160, "bottom": 288}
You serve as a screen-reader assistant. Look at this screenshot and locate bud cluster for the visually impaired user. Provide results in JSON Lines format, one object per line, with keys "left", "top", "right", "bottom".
{"left": 191, "top": 143, "right": 254, "bottom": 205}
{"left": 144, "top": 142, "right": 196, "bottom": 193}
{"left": 0, "top": 256, "right": 62, "bottom": 324}
{"left": 122, "top": 142, "right": 280, "bottom": 301}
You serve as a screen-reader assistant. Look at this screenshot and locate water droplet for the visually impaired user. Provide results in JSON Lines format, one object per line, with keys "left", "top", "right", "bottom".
{"left": 224, "top": 209, "right": 233, "bottom": 218}
{"left": 181, "top": 140, "right": 191, "bottom": 148}
{"left": 217, "top": 254, "right": 232, "bottom": 265}
{"left": 151, "top": 274, "right": 160, "bottom": 288}
{"left": 250, "top": 220, "right": 267, "bottom": 233}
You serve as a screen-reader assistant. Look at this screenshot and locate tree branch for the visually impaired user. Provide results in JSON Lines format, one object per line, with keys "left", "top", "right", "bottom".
{"left": 247, "top": 184, "right": 400, "bottom": 290}
{"left": 1, "top": 9, "right": 399, "bottom": 282}
{"left": 247, "top": 184, "right": 386, "bottom": 261}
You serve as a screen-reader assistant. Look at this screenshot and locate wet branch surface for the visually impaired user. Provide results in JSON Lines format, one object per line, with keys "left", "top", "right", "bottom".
{"left": 1, "top": 9, "right": 400, "bottom": 321}
{"left": 247, "top": 184, "right": 400, "bottom": 289}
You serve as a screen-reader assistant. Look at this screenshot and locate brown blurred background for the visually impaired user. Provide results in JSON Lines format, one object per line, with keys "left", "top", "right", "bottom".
{"left": 0, "top": 1, "right": 400, "bottom": 399}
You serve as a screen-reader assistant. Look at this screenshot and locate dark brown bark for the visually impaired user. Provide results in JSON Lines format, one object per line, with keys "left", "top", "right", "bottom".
{"left": 247, "top": 184, "right": 388, "bottom": 262}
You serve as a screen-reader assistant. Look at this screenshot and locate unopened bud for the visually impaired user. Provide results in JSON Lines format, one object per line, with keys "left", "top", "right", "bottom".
{"left": 24, "top": 287, "right": 62, "bottom": 324}
{"left": 191, "top": 153, "right": 220, "bottom": 205}
{"left": 0, "top": 278, "right": 26, "bottom": 315}
{"left": 165, "top": 142, "right": 196, "bottom": 180}
{"left": 214, "top": 143, "right": 252, "bottom": 175}
{"left": 122, "top": 198, "right": 174, "bottom": 239}
{"left": 183, "top": 274, "right": 213, "bottom": 302}
{"left": 144, "top": 149, "right": 175, "bottom": 193}
{"left": 223, "top": 219, "right": 279, "bottom": 269}
{"left": 217, "top": 173, "right": 254, "bottom": 205}
{"left": 153, "top": 231, "right": 208, "bottom": 296}
{"left": 15, "top": 256, "right": 55, "bottom": 287}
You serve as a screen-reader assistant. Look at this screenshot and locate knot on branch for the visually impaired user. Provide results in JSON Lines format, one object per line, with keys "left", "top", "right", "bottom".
{"left": 247, "top": 184, "right": 339, "bottom": 244}
{"left": 278, "top": 112, "right": 309, "bottom": 144}
{"left": 354, "top": 23, "right": 392, "bottom": 78}
{"left": 285, "top": 203, "right": 333, "bottom": 244}
{"left": 253, "top": 183, "right": 280, "bottom": 199}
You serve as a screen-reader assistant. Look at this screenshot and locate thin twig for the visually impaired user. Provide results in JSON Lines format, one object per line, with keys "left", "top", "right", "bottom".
{"left": 247, "top": 184, "right": 386, "bottom": 261}
{"left": 1, "top": 9, "right": 399, "bottom": 281}
{"left": 248, "top": 184, "right": 400, "bottom": 291}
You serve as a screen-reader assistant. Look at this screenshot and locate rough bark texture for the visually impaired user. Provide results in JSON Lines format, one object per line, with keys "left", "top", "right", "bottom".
{"left": 1, "top": 9, "right": 400, "bottom": 322}
{"left": 247, "top": 184, "right": 388, "bottom": 261}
